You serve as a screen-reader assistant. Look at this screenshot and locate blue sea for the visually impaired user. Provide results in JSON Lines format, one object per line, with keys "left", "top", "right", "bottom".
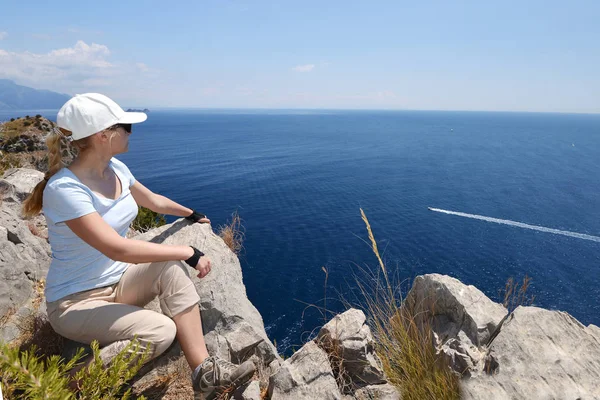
{"left": 3, "top": 109, "right": 600, "bottom": 352}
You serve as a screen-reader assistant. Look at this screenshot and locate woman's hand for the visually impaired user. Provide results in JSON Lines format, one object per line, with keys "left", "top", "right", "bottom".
{"left": 195, "top": 256, "right": 212, "bottom": 278}
{"left": 186, "top": 210, "right": 211, "bottom": 224}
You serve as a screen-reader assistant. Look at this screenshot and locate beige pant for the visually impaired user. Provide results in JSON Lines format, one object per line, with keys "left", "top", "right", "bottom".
{"left": 47, "top": 260, "right": 200, "bottom": 361}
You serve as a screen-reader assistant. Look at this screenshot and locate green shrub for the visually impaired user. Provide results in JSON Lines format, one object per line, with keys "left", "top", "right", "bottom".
{"left": 131, "top": 206, "right": 166, "bottom": 233}
{"left": 23, "top": 121, "right": 31, "bottom": 127}
{"left": 10, "top": 118, "right": 15, "bottom": 122}
{"left": 35, "top": 114, "right": 42, "bottom": 119}
{"left": 0, "top": 339, "right": 148, "bottom": 400}
{"left": 25, "top": 115, "right": 30, "bottom": 119}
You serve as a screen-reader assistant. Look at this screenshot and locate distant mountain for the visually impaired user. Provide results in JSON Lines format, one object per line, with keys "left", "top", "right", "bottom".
{"left": 0, "top": 80, "right": 71, "bottom": 110}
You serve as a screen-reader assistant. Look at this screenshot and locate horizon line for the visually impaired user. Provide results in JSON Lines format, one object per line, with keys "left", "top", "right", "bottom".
{"left": 144, "top": 107, "right": 600, "bottom": 116}
{"left": 1, "top": 107, "right": 599, "bottom": 117}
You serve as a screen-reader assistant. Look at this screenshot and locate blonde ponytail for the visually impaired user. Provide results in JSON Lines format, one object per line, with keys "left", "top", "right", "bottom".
{"left": 22, "top": 128, "right": 74, "bottom": 217}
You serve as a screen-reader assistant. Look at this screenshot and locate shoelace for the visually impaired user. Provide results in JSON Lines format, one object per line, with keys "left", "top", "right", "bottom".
{"left": 215, "top": 358, "right": 237, "bottom": 376}
{"left": 202, "top": 356, "right": 236, "bottom": 386}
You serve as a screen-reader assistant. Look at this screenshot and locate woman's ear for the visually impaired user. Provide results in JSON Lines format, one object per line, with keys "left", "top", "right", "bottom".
{"left": 97, "top": 130, "right": 110, "bottom": 142}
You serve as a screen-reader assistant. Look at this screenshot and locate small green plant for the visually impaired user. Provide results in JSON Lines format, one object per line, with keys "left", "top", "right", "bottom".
{"left": 23, "top": 121, "right": 31, "bottom": 127}
{"left": 0, "top": 342, "right": 84, "bottom": 399}
{"left": 131, "top": 206, "right": 166, "bottom": 233}
{"left": 10, "top": 118, "right": 15, "bottom": 122}
{"left": 74, "top": 340, "right": 149, "bottom": 399}
{"left": 35, "top": 114, "right": 42, "bottom": 119}
{"left": 0, "top": 339, "right": 149, "bottom": 400}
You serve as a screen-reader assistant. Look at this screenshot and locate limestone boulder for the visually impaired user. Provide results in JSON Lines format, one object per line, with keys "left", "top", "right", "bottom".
{"left": 233, "top": 380, "right": 262, "bottom": 400}
{"left": 354, "top": 383, "right": 401, "bottom": 400}
{"left": 405, "top": 274, "right": 507, "bottom": 347}
{"left": 404, "top": 274, "right": 507, "bottom": 375}
{"left": 462, "top": 306, "right": 600, "bottom": 400}
{"left": 317, "top": 308, "right": 385, "bottom": 389}
{"left": 268, "top": 340, "right": 342, "bottom": 400}
{"left": 587, "top": 324, "right": 600, "bottom": 343}
{"left": 0, "top": 205, "right": 50, "bottom": 331}
{"left": 0, "top": 168, "right": 45, "bottom": 206}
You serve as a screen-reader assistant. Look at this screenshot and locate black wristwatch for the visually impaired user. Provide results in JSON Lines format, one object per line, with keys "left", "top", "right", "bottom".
{"left": 185, "top": 246, "right": 205, "bottom": 267}
{"left": 185, "top": 209, "right": 206, "bottom": 223}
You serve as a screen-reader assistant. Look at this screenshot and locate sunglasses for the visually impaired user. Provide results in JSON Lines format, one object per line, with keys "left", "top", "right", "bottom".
{"left": 111, "top": 123, "right": 132, "bottom": 133}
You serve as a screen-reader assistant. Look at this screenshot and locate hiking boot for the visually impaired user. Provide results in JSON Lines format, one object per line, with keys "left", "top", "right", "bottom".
{"left": 192, "top": 356, "right": 256, "bottom": 400}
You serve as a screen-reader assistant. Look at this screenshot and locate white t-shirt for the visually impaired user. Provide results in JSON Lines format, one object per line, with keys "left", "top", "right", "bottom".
{"left": 43, "top": 157, "right": 139, "bottom": 302}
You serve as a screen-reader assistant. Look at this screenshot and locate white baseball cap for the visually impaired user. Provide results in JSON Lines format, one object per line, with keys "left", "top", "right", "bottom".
{"left": 57, "top": 93, "right": 147, "bottom": 140}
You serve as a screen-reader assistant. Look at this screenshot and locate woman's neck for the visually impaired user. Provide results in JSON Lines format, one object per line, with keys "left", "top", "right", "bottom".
{"left": 69, "top": 152, "right": 114, "bottom": 180}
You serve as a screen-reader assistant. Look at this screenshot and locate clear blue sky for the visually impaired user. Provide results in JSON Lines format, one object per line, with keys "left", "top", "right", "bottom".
{"left": 1, "top": 1, "right": 598, "bottom": 112}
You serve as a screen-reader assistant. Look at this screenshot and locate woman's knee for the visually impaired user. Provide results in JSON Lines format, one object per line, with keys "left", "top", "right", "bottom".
{"left": 142, "top": 316, "right": 177, "bottom": 359}
{"left": 157, "top": 261, "right": 200, "bottom": 317}
{"left": 159, "top": 260, "right": 193, "bottom": 282}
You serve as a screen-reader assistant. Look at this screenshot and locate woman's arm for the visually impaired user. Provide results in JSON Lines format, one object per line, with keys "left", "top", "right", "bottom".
{"left": 130, "top": 181, "right": 193, "bottom": 217}
{"left": 65, "top": 212, "right": 194, "bottom": 264}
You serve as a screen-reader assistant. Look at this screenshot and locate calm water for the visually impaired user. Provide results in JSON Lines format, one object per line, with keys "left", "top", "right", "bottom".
{"left": 3, "top": 109, "right": 600, "bottom": 352}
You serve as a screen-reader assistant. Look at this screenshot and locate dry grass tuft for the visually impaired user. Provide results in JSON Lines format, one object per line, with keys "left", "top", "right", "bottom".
{"left": 358, "top": 208, "right": 460, "bottom": 400}
{"left": 0, "top": 152, "right": 24, "bottom": 176}
{"left": 254, "top": 356, "right": 276, "bottom": 399}
{"left": 369, "top": 297, "right": 460, "bottom": 399}
{"left": 218, "top": 211, "right": 245, "bottom": 255}
{"left": 136, "top": 356, "right": 193, "bottom": 400}
{"left": 16, "top": 313, "right": 64, "bottom": 359}
{"left": 0, "top": 306, "right": 17, "bottom": 328}
{"left": 316, "top": 334, "right": 354, "bottom": 394}
{"left": 500, "top": 274, "right": 535, "bottom": 314}
{"left": 32, "top": 279, "right": 46, "bottom": 311}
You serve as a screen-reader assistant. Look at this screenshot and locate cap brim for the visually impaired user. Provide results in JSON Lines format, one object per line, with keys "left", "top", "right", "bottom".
{"left": 117, "top": 112, "right": 147, "bottom": 124}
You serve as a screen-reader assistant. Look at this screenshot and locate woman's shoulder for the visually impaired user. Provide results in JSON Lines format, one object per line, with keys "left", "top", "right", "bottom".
{"left": 45, "top": 169, "right": 89, "bottom": 195}
{"left": 110, "top": 157, "right": 129, "bottom": 174}
{"left": 110, "top": 157, "right": 126, "bottom": 168}
{"left": 110, "top": 157, "right": 135, "bottom": 184}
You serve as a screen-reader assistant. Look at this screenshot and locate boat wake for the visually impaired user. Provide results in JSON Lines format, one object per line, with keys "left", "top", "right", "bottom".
{"left": 428, "top": 207, "right": 600, "bottom": 243}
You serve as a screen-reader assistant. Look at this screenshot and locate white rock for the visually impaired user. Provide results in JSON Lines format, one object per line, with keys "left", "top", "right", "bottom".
{"left": 0, "top": 205, "right": 50, "bottom": 330}
{"left": 0, "top": 168, "right": 45, "bottom": 205}
{"left": 405, "top": 274, "right": 507, "bottom": 347}
{"left": 268, "top": 340, "right": 342, "bottom": 400}
{"left": 317, "top": 309, "right": 386, "bottom": 389}
{"left": 462, "top": 306, "right": 600, "bottom": 399}
{"left": 404, "top": 274, "right": 507, "bottom": 376}
{"left": 233, "top": 380, "right": 262, "bottom": 400}
{"left": 354, "top": 383, "right": 401, "bottom": 400}
{"left": 587, "top": 324, "right": 600, "bottom": 344}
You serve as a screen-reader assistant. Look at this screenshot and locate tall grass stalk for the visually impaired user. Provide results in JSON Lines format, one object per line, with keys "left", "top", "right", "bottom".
{"left": 359, "top": 209, "right": 460, "bottom": 400}
{"left": 360, "top": 208, "right": 392, "bottom": 297}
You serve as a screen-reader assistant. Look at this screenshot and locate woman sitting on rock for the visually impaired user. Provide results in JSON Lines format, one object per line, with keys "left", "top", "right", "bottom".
{"left": 22, "top": 93, "right": 255, "bottom": 399}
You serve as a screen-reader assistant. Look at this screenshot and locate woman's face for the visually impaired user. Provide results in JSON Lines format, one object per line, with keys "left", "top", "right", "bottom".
{"left": 108, "top": 124, "right": 132, "bottom": 155}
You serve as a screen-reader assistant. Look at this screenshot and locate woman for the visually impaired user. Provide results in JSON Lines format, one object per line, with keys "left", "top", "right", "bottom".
{"left": 22, "top": 93, "right": 255, "bottom": 400}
